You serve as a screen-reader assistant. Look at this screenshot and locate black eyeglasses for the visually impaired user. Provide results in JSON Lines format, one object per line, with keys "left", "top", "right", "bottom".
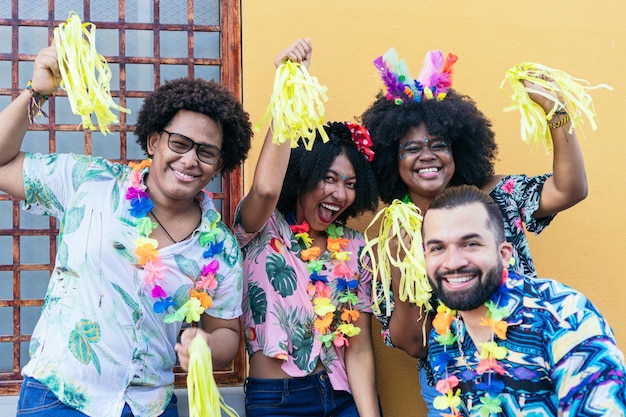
{"left": 161, "top": 130, "right": 224, "bottom": 165}
{"left": 398, "top": 138, "right": 451, "bottom": 160}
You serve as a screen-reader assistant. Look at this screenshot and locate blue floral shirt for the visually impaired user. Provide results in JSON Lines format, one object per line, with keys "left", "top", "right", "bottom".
{"left": 428, "top": 271, "right": 626, "bottom": 416}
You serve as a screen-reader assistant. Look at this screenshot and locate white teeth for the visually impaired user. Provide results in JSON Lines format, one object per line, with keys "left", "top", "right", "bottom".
{"left": 419, "top": 167, "right": 439, "bottom": 174}
{"left": 174, "top": 170, "right": 194, "bottom": 179}
{"left": 321, "top": 203, "right": 340, "bottom": 212}
{"left": 446, "top": 276, "right": 472, "bottom": 285}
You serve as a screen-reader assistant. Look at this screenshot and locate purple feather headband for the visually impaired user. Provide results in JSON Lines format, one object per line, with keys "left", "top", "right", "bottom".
{"left": 373, "top": 48, "right": 458, "bottom": 104}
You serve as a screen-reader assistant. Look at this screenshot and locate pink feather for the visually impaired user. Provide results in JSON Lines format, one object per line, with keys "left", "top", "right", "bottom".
{"left": 416, "top": 51, "right": 458, "bottom": 94}
{"left": 417, "top": 51, "right": 445, "bottom": 88}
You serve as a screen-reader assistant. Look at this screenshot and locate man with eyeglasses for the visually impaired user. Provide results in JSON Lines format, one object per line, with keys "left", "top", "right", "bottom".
{"left": 0, "top": 44, "right": 252, "bottom": 417}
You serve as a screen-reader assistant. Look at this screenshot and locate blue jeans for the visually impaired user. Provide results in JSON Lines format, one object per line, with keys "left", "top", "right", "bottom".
{"left": 419, "top": 367, "right": 440, "bottom": 417}
{"left": 16, "top": 376, "right": 178, "bottom": 416}
{"left": 244, "top": 370, "right": 361, "bottom": 417}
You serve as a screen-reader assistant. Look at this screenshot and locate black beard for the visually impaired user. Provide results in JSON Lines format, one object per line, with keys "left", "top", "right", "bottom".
{"left": 430, "top": 264, "right": 502, "bottom": 311}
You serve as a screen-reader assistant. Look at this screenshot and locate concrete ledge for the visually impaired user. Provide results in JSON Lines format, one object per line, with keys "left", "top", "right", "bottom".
{"left": 0, "top": 386, "right": 246, "bottom": 416}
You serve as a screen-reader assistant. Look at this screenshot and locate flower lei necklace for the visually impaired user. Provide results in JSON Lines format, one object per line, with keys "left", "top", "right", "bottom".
{"left": 289, "top": 219, "right": 361, "bottom": 348}
{"left": 126, "top": 159, "right": 226, "bottom": 324}
{"left": 431, "top": 271, "right": 511, "bottom": 417}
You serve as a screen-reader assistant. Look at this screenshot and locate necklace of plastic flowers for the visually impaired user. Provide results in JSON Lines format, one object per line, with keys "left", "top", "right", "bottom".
{"left": 126, "top": 159, "right": 226, "bottom": 324}
{"left": 430, "top": 271, "right": 512, "bottom": 417}
{"left": 288, "top": 217, "right": 361, "bottom": 347}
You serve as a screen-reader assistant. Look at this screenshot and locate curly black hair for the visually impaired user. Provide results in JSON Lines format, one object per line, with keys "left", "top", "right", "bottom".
{"left": 360, "top": 90, "right": 498, "bottom": 204}
{"left": 134, "top": 78, "right": 252, "bottom": 173}
{"left": 276, "top": 122, "right": 379, "bottom": 224}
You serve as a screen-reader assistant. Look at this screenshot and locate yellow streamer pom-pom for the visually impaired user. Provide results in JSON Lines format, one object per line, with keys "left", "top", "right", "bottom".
{"left": 500, "top": 62, "right": 612, "bottom": 152}
{"left": 187, "top": 335, "right": 239, "bottom": 417}
{"left": 53, "top": 12, "right": 130, "bottom": 134}
{"left": 362, "top": 199, "right": 432, "bottom": 317}
{"left": 255, "top": 60, "right": 329, "bottom": 150}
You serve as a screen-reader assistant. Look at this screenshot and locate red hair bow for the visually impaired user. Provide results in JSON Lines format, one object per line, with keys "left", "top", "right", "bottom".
{"left": 345, "top": 122, "right": 375, "bottom": 162}
{"left": 289, "top": 221, "right": 310, "bottom": 234}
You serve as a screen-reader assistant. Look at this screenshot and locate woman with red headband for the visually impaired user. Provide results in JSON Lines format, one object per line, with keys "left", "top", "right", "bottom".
{"left": 233, "top": 39, "right": 382, "bottom": 417}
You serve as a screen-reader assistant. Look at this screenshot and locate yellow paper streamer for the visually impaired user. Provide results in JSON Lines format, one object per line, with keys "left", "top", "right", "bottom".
{"left": 187, "top": 335, "right": 239, "bottom": 417}
{"left": 255, "top": 60, "right": 329, "bottom": 150}
{"left": 501, "top": 62, "right": 612, "bottom": 152}
{"left": 53, "top": 12, "right": 130, "bottom": 134}
{"left": 361, "top": 200, "right": 432, "bottom": 317}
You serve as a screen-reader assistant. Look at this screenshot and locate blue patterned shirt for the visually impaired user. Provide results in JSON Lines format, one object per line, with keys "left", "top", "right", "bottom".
{"left": 428, "top": 272, "right": 626, "bottom": 416}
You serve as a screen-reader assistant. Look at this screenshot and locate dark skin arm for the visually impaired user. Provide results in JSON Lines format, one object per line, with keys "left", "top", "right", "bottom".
{"left": 383, "top": 229, "right": 432, "bottom": 358}
{"left": 482, "top": 79, "right": 588, "bottom": 217}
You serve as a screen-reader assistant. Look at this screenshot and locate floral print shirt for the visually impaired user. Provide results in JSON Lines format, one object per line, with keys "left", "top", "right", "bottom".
{"left": 376, "top": 173, "right": 555, "bottom": 347}
{"left": 233, "top": 209, "right": 372, "bottom": 393}
{"left": 428, "top": 271, "right": 626, "bottom": 416}
{"left": 492, "top": 173, "right": 555, "bottom": 277}
{"left": 20, "top": 153, "right": 243, "bottom": 417}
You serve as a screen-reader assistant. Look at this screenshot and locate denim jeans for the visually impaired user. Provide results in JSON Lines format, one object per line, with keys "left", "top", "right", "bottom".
{"left": 244, "top": 370, "right": 361, "bottom": 417}
{"left": 16, "top": 376, "right": 178, "bottom": 416}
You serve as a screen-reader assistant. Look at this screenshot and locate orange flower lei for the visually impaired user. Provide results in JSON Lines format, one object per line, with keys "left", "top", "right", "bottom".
{"left": 290, "top": 220, "right": 361, "bottom": 347}
{"left": 431, "top": 277, "right": 511, "bottom": 416}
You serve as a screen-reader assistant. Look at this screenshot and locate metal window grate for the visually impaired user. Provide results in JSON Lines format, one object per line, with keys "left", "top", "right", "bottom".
{"left": 0, "top": 0, "right": 245, "bottom": 395}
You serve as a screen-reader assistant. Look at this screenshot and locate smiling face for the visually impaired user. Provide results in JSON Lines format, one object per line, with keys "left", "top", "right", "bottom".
{"left": 146, "top": 109, "right": 223, "bottom": 205}
{"left": 295, "top": 152, "right": 356, "bottom": 236}
{"left": 398, "top": 124, "right": 455, "bottom": 209}
{"left": 423, "top": 202, "right": 512, "bottom": 311}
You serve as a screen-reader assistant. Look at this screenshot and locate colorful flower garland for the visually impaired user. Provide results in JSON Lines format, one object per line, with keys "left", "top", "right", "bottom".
{"left": 289, "top": 220, "right": 361, "bottom": 347}
{"left": 126, "top": 159, "right": 225, "bottom": 323}
{"left": 431, "top": 273, "right": 511, "bottom": 417}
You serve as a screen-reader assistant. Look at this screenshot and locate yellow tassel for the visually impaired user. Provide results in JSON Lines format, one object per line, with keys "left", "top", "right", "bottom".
{"left": 255, "top": 60, "right": 329, "bottom": 150}
{"left": 500, "top": 62, "right": 612, "bottom": 152}
{"left": 53, "top": 12, "right": 130, "bottom": 134}
{"left": 361, "top": 200, "right": 432, "bottom": 317}
{"left": 187, "top": 335, "right": 239, "bottom": 417}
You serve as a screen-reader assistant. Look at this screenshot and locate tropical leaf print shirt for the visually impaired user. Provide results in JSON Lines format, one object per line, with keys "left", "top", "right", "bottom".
{"left": 376, "top": 173, "right": 556, "bottom": 348}
{"left": 428, "top": 271, "right": 626, "bottom": 416}
{"left": 233, "top": 209, "right": 373, "bottom": 393}
{"left": 20, "top": 153, "right": 243, "bottom": 417}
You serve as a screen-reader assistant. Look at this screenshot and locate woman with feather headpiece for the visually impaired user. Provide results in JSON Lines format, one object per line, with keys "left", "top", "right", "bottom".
{"left": 361, "top": 48, "right": 591, "bottom": 416}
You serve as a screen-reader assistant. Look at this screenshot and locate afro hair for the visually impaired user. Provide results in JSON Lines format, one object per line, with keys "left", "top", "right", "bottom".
{"left": 134, "top": 78, "right": 252, "bottom": 173}
{"left": 361, "top": 90, "right": 498, "bottom": 204}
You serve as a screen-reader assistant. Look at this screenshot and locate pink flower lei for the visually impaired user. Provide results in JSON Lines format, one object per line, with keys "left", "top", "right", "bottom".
{"left": 290, "top": 220, "right": 362, "bottom": 348}
{"left": 126, "top": 159, "right": 225, "bottom": 324}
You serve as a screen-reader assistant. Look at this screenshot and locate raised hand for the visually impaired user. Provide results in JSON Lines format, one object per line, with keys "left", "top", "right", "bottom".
{"left": 31, "top": 46, "right": 62, "bottom": 96}
{"left": 274, "top": 37, "right": 312, "bottom": 69}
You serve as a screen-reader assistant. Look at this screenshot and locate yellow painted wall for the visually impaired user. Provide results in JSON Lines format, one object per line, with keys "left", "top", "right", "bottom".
{"left": 241, "top": 2, "right": 626, "bottom": 416}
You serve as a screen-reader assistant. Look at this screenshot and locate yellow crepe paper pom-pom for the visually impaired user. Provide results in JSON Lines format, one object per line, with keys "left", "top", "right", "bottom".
{"left": 362, "top": 199, "right": 433, "bottom": 318}
{"left": 54, "top": 12, "right": 130, "bottom": 134}
{"left": 500, "top": 62, "right": 612, "bottom": 152}
{"left": 255, "top": 60, "right": 329, "bottom": 150}
{"left": 187, "top": 335, "right": 239, "bottom": 417}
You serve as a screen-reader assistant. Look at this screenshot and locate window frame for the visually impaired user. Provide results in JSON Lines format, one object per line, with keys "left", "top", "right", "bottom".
{"left": 0, "top": 0, "right": 246, "bottom": 395}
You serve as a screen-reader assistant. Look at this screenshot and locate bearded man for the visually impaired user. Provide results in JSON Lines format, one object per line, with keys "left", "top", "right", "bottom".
{"left": 421, "top": 185, "right": 626, "bottom": 416}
